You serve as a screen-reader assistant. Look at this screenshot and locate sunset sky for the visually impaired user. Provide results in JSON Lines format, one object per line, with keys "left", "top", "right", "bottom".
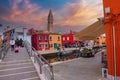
{"left": 0, "top": 0, "right": 103, "bottom": 33}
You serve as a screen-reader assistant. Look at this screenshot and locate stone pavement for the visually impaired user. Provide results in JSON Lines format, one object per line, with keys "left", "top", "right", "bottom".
{"left": 38, "top": 48, "right": 79, "bottom": 54}
{"left": 52, "top": 53, "right": 102, "bottom": 80}
{"left": 0, "top": 47, "right": 40, "bottom": 80}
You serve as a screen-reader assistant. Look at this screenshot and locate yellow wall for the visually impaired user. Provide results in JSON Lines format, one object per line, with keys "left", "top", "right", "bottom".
{"left": 95, "top": 36, "right": 106, "bottom": 46}
{"left": 73, "top": 35, "right": 79, "bottom": 40}
{"left": 49, "top": 34, "right": 62, "bottom": 50}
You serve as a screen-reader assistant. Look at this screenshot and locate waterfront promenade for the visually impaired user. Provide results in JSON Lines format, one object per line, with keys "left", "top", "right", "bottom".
{"left": 52, "top": 53, "right": 102, "bottom": 80}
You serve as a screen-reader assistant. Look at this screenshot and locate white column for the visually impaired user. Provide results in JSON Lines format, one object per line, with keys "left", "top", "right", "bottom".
{"left": 23, "top": 28, "right": 27, "bottom": 41}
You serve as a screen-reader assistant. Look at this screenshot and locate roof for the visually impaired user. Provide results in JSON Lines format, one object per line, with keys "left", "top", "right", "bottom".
{"left": 75, "top": 19, "right": 105, "bottom": 40}
{"left": 49, "top": 33, "right": 61, "bottom": 35}
{"left": 16, "top": 32, "right": 30, "bottom": 35}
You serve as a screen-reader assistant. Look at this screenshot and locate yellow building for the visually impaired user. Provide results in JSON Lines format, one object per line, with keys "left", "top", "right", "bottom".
{"left": 49, "top": 33, "right": 62, "bottom": 50}
{"left": 95, "top": 35, "right": 106, "bottom": 46}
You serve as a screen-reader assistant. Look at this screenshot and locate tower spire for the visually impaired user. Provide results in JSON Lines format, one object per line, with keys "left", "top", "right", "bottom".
{"left": 48, "top": 9, "right": 53, "bottom": 33}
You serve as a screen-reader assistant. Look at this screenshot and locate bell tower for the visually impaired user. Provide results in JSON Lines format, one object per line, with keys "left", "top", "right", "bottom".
{"left": 48, "top": 9, "right": 53, "bottom": 33}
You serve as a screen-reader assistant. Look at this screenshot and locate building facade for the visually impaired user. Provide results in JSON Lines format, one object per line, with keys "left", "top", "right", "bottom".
{"left": 31, "top": 33, "right": 49, "bottom": 51}
{"left": 49, "top": 33, "right": 62, "bottom": 50}
{"left": 94, "top": 36, "right": 106, "bottom": 46}
{"left": 103, "top": 0, "right": 120, "bottom": 79}
{"left": 62, "top": 31, "right": 74, "bottom": 47}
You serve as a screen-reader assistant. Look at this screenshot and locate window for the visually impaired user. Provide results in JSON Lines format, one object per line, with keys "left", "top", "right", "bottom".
{"left": 45, "top": 35, "right": 48, "bottom": 40}
{"left": 45, "top": 44, "right": 48, "bottom": 48}
{"left": 63, "top": 37, "right": 65, "bottom": 41}
{"left": 39, "top": 44, "right": 42, "bottom": 48}
{"left": 58, "top": 36, "right": 60, "bottom": 41}
{"left": 50, "top": 44, "right": 53, "bottom": 47}
{"left": 38, "top": 36, "right": 41, "bottom": 40}
{"left": 50, "top": 36, "right": 52, "bottom": 41}
{"left": 67, "top": 37, "right": 69, "bottom": 40}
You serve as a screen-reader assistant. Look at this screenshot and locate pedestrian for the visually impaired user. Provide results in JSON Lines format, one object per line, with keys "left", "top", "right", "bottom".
{"left": 10, "top": 38, "right": 15, "bottom": 51}
{"left": 58, "top": 49, "right": 62, "bottom": 59}
{"left": 19, "top": 38, "right": 24, "bottom": 47}
{"left": 14, "top": 45, "right": 19, "bottom": 53}
{"left": 15, "top": 38, "right": 19, "bottom": 47}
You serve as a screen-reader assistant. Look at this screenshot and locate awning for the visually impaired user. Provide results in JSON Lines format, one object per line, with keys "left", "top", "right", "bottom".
{"left": 75, "top": 19, "right": 105, "bottom": 40}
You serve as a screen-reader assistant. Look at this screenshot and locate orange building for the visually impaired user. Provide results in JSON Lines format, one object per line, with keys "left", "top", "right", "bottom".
{"left": 103, "top": 0, "right": 120, "bottom": 79}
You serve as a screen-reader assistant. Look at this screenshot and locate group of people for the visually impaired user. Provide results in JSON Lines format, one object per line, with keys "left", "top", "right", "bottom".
{"left": 9, "top": 38, "right": 24, "bottom": 53}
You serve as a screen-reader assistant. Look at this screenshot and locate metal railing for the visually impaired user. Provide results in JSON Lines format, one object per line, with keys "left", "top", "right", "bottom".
{"left": 24, "top": 41, "right": 54, "bottom": 80}
{"left": 0, "top": 42, "right": 10, "bottom": 61}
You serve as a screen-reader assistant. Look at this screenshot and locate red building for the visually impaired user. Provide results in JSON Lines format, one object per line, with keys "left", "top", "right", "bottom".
{"left": 28, "top": 28, "right": 35, "bottom": 35}
{"left": 31, "top": 33, "right": 49, "bottom": 51}
{"left": 62, "top": 31, "right": 74, "bottom": 47}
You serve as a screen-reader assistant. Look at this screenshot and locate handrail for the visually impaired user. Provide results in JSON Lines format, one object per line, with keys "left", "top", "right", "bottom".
{"left": 0, "top": 42, "right": 10, "bottom": 61}
{"left": 24, "top": 41, "right": 54, "bottom": 80}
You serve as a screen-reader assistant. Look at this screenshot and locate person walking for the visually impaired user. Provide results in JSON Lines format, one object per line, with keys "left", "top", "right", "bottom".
{"left": 19, "top": 38, "right": 23, "bottom": 47}
{"left": 58, "top": 49, "right": 63, "bottom": 59}
{"left": 10, "top": 39, "right": 15, "bottom": 51}
{"left": 15, "top": 38, "right": 19, "bottom": 47}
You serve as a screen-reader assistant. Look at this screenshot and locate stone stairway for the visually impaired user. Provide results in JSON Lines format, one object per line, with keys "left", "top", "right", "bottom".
{"left": 0, "top": 47, "right": 40, "bottom": 80}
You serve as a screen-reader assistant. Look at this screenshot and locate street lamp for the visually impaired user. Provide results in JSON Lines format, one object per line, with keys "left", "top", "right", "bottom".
{"left": 23, "top": 28, "right": 27, "bottom": 41}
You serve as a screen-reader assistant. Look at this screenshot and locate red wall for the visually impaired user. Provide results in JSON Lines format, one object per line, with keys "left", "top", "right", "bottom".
{"left": 32, "top": 34, "right": 49, "bottom": 51}
{"left": 29, "top": 28, "right": 35, "bottom": 35}
{"left": 62, "top": 31, "right": 74, "bottom": 44}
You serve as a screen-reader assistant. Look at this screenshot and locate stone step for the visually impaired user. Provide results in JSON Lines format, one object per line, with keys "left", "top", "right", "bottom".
{"left": 0, "top": 62, "right": 33, "bottom": 70}
{"left": 0, "top": 71, "right": 40, "bottom": 80}
{"left": 0, "top": 59, "right": 31, "bottom": 65}
{"left": 0, "top": 48, "right": 40, "bottom": 80}
{"left": 0, "top": 66, "right": 35, "bottom": 75}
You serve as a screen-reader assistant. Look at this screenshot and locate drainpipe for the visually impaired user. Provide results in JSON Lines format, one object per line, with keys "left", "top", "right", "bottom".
{"left": 112, "top": 22, "right": 116, "bottom": 80}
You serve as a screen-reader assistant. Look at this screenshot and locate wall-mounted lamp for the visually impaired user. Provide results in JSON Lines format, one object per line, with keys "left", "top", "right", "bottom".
{"left": 105, "top": 7, "right": 111, "bottom": 14}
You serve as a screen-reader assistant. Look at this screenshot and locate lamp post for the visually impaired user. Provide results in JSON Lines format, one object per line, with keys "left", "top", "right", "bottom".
{"left": 23, "top": 28, "right": 27, "bottom": 41}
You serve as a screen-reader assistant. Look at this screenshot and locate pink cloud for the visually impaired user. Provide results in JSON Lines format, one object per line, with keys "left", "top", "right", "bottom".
{"left": 3, "top": 0, "right": 48, "bottom": 29}
{"left": 54, "top": 0, "right": 103, "bottom": 31}
{"left": 2, "top": 0, "right": 103, "bottom": 33}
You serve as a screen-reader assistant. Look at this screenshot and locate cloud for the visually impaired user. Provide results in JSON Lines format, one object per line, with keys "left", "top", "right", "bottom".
{"left": 0, "top": 4, "right": 11, "bottom": 16}
{"left": 54, "top": 0, "right": 103, "bottom": 33}
{"left": 1, "top": 0, "right": 48, "bottom": 29}
{"left": 0, "top": 0, "right": 103, "bottom": 33}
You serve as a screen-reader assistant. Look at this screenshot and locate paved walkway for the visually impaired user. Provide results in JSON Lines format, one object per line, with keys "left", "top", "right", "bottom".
{"left": 0, "top": 47, "right": 40, "bottom": 80}
{"left": 52, "top": 53, "right": 102, "bottom": 80}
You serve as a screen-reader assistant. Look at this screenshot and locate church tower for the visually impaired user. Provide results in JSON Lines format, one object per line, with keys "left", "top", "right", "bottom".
{"left": 48, "top": 9, "right": 53, "bottom": 33}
